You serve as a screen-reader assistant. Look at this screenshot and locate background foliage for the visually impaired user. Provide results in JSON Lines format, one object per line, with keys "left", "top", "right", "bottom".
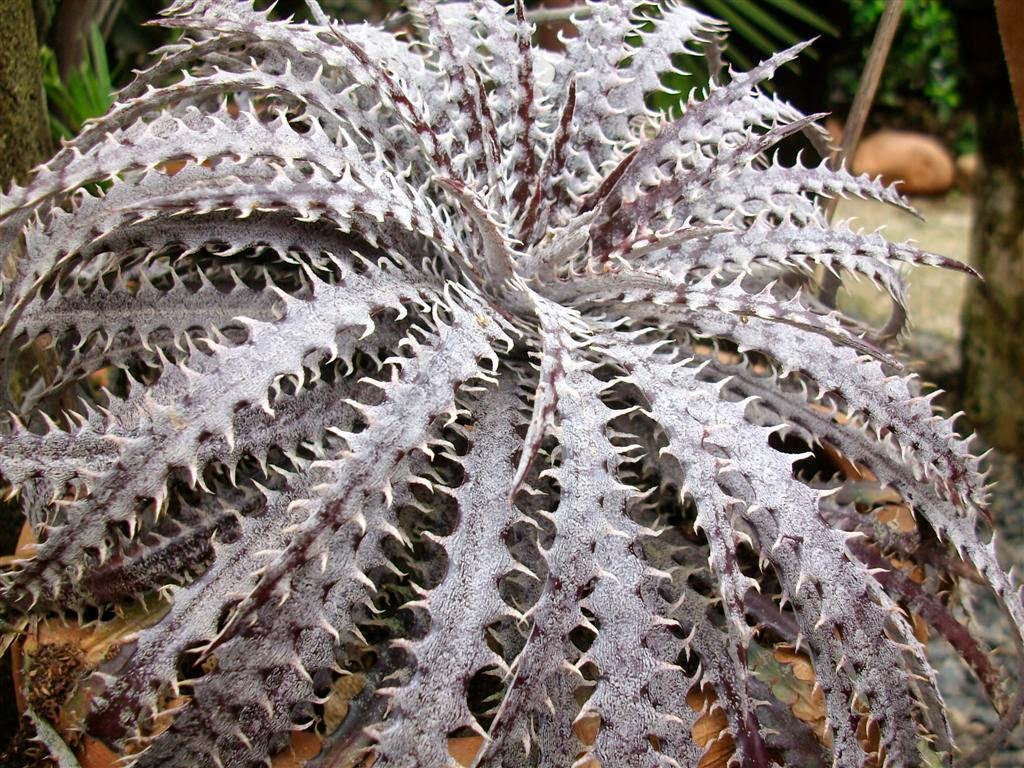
{"left": 32, "top": 1, "right": 968, "bottom": 142}
{"left": 830, "top": 0, "right": 971, "bottom": 148}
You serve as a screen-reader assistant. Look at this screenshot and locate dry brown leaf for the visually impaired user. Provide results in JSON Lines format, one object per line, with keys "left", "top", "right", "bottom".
{"left": 0, "top": 516, "right": 37, "bottom": 567}
{"left": 78, "top": 735, "right": 120, "bottom": 768}
{"left": 448, "top": 736, "right": 483, "bottom": 766}
{"left": 773, "top": 644, "right": 892, "bottom": 760}
{"left": 912, "top": 612, "right": 930, "bottom": 644}
{"left": 686, "top": 686, "right": 736, "bottom": 768}
{"left": 7, "top": 519, "right": 175, "bottom": 767}
{"left": 19, "top": 598, "right": 170, "bottom": 670}
{"left": 857, "top": 714, "right": 883, "bottom": 766}
{"left": 574, "top": 712, "right": 600, "bottom": 745}
{"left": 696, "top": 736, "right": 734, "bottom": 768}
{"left": 772, "top": 646, "right": 830, "bottom": 746}
{"left": 790, "top": 684, "right": 827, "bottom": 724}
{"left": 323, "top": 673, "right": 366, "bottom": 735}
{"left": 819, "top": 437, "right": 877, "bottom": 482}
{"left": 271, "top": 731, "right": 323, "bottom": 768}
{"left": 773, "top": 646, "right": 816, "bottom": 685}
{"left": 876, "top": 503, "right": 917, "bottom": 533}
{"left": 570, "top": 713, "right": 603, "bottom": 767}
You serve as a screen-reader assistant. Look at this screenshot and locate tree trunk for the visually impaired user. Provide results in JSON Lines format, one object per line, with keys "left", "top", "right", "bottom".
{"left": 0, "top": 0, "right": 51, "bottom": 189}
{"left": 0, "top": 0, "right": 49, "bottom": 551}
{"left": 996, "top": 0, "right": 1024, "bottom": 132}
{"left": 53, "top": 0, "right": 105, "bottom": 78}
{"left": 958, "top": 2, "right": 1024, "bottom": 456}
{"left": 0, "top": 0, "right": 50, "bottom": 750}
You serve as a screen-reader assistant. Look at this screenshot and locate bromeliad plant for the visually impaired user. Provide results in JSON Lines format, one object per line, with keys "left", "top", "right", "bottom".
{"left": 0, "top": 1, "right": 1021, "bottom": 766}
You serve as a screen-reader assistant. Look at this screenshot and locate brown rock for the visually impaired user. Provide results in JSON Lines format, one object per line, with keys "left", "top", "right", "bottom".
{"left": 956, "top": 152, "right": 979, "bottom": 191}
{"left": 852, "top": 130, "right": 956, "bottom": 195}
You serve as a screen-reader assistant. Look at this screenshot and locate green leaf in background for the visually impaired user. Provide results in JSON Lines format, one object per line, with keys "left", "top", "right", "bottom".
{"left": 689, "top": 0, "right": 838, "bottom": 71}
{"left": 40, "top": 24, "right": 115, "bottom": 142}
{"left": 828, "top": 0, "right": 966, "bottom": 140}
{"left": 644, "top": 0, "right": 837, "bottom": 117}
{"left": 761, "top": 0, "right": 839, "bottom": 37}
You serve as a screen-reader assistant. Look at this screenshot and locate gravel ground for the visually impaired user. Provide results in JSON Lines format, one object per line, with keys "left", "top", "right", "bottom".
{"left": 932, "top": 448, "right": 1024, "bottom": 767}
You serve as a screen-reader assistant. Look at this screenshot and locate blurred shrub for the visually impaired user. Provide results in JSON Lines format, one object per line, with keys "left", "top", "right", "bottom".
{"left": 692, "top": 0, "right": 837, "bottom": 70}
{"left": 40, "top": 24, "right": 113, "bottom": 141}
{"left": 831, "top": 0, "right": 963, "bottom": 126}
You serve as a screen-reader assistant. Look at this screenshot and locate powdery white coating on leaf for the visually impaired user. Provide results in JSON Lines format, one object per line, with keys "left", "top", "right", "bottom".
{"left": 0, "top": 2, "right": 1020, "bottom": 767}
{"left": 371, "top": 379, "right": 522, "bottom": 766}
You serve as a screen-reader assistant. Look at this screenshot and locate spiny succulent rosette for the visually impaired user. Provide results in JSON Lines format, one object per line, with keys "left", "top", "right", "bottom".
{"left": 0, "top": 0, "right": 1021, "bottom": 766}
